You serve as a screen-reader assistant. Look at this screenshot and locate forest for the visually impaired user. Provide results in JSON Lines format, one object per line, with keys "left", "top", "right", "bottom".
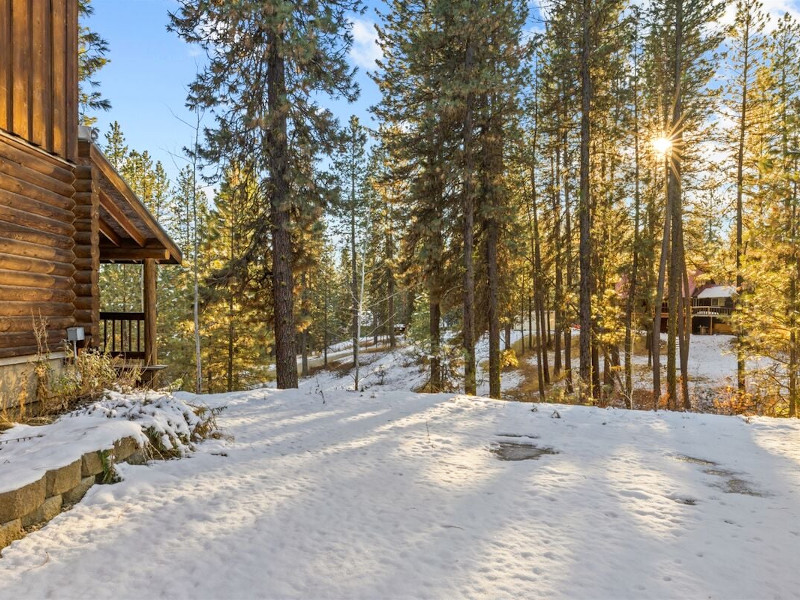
{"left": 84, "top": 0, "right": 800, "bottom": 417}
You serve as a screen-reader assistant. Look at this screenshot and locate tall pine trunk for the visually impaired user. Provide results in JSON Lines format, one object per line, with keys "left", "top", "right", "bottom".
{"left": 578, "top": 0, "right": 593, "bottom": 399}
{"left": 563, "top": 137, "right": 574, "bottom": 394}
{"left": 268, "top": 30, "right": 298, "bottom": 389}
{"left": 735, "top": 13, "right": 751, "bottom": 396}
{"left": 666, "top": 0, "right": 686, "bottom": 409}
{"left": 430, "top": 296, "right": 441, "bottom": 391}
{"left": 652, "top": 155, "right": 671, "bottom": 408}
{"left": 350, "top": 173, "right": 359, "bottom": 385}
{"left": 552, "top": 148, "right": 563, "bottom": 377}
{"left": 227, "top": 293, "right": 234, "bottom": 392}
{"left": 462, "top": 37, "right": 477, "bottom": 396}
{"left": 487, "top": 218, "right": 501, "bottom": 398}
{"left": 624, "top": 38, "right": 642, "bottom": 407}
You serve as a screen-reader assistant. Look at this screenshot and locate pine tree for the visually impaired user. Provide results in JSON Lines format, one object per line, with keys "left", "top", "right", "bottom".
{"left": 726, "top": 0, "right": 769, "bottom": 395}
{"left": 170, "top": 0, "right": 361, "bottom": 389}
{"left": 78, "top": 0, "right": 111, "bottom": 125}
{"left": 332, "top": 116, "right": 369, "bottom": 390}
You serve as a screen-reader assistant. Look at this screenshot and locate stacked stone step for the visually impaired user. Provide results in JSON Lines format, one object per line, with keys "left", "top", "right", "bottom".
{"left": 0, "top": 436, "right": 143, "bottom": 551}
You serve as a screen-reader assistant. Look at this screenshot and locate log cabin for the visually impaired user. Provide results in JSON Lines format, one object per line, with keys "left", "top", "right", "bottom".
{"left": 0, "top": 0, "right": 181, "bottom": 407}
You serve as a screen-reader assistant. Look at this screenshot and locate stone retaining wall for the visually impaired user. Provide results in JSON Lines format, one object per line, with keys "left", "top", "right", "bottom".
{"left": 0, "top": 435, "right": 146, "bottom": 551}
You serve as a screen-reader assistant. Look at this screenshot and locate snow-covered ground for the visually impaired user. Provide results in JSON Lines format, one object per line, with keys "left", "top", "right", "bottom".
{"left": 2, "top": 366, "right": 800, "bottom": 599}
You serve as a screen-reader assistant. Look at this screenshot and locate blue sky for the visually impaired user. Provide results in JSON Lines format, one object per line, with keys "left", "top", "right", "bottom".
{"left": 87, "top": 0, "right": 800, "bottom": 188}
{"left": 86, "top": 0, "right": 384, "bottom": 184}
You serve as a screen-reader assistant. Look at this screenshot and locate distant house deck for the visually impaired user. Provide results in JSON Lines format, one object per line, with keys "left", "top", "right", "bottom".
{"left": 657, "top": 283, "right": 736, "bottom": 334}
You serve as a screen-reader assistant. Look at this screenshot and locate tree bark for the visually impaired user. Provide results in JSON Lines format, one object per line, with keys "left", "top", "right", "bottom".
{"left": 462, "top": 36, "right": 477, "bottom": 396}
{"left": 624, "top": 34, "right": 642, "bottom": 407}
{"left": 578, "top": 0, "right": 593, "bottom": 400}
{"left": 735, "top": 12, "right": 751, "bottom": 395}
{"left": 563, "top": 137, "right": 573, "bottom": 394}
{"left": 487, "top": 217, "right": 501, "bottom": 398}
{"left": 267, "top": 29, "right": 297, "bottom": 389}
{"left": 652, "top": 154, "right": 671, "bottom": 409}
{"left": 430, "top": 297, "right": 441, "bottom": 392}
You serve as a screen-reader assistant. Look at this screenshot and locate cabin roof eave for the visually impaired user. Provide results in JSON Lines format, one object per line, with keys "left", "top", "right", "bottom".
{"left": 79, "top": 140, "right": 183, "bottom": 265}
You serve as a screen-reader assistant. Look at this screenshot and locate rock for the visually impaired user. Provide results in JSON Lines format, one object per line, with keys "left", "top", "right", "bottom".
{"left": 125, "top": 449, "right": 148, "bottom": 466}
{"left": 0, "top": 478, "right": 45, "bottom": 523}
{"left": 113, "top": 437, "right": 139, "bottom": 462}
{"left": 45, "top": 459, "right": 82, "bottom": 497}
{"left": 81, "top": 451, "right": 104, "bottom": 477}
{"left": 0, "top": 519, "right": 22, "bottom": 551}
{"left": 21, "top": 495, "right": 62, "bottom": 528}
{"left": 63, "top": 476, "right": 95, "bottom": 505}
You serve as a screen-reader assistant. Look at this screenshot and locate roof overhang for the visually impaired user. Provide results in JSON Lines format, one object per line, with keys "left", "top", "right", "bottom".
{"left": 697, "top": 285, "right": 737, "bottom": 299}
{"left": 79, "top": 140, "right": 182, "bottom": 265}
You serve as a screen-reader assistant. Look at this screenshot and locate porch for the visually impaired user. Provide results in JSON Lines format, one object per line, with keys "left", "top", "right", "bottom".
{"left": 75, "top": 134, "right": 182, "bottom": 383}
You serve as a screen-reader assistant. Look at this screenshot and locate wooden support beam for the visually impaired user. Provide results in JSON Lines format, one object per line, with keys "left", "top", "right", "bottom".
{"left": 143, "top": 259, "right": 157, "bottom": 367}
{"left": 98, "top": 218, "right": 121, "bottom": 246}
{"left": 99, "top": 246, "right": 170, "bottom": 263}
{"left": 98, "top": 189, "right": 146, "bottom": 247}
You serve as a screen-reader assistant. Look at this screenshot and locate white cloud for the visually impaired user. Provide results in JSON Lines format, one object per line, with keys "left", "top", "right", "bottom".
{"left": 761, "top": 0, "right": 800, "bottom": 23}
{"left": 348, "top": 17, "right": 382, "bottom": 70}
{"left": 721, "top": 0, "right": 800, "bottom": 30}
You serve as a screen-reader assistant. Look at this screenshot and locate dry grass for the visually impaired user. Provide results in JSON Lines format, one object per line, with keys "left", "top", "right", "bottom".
{"left": 4, "top": 316, "right": 142, "bottom": 425}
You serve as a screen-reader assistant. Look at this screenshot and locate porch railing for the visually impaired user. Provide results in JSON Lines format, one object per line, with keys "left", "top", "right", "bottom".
{"left": 100, "top": 311, "right": 146, "bottom": 359}
{"left": 690, "top": 304, "right": 734, "bottom": 317}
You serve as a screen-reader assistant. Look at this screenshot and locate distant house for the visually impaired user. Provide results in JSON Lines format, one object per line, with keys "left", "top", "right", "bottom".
{"left": 690, "top": 284, "right": 736, "bottom": 335}
{"left": 656, "top": 278, "right": 736, "bottom": 335}
{"left": 0, "top": 0, "right": 181, "bottom": 404}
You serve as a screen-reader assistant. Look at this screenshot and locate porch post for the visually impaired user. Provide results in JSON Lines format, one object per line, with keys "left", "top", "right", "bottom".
{"left": 143, "top": 258, "right": 158, "bottom": 366}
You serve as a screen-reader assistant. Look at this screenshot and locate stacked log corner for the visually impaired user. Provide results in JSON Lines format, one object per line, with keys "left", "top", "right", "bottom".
{"left": 73, "top": 143, "right": 100, "bottom": 347}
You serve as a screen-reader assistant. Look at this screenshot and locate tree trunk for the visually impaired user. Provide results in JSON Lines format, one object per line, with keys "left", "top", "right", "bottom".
{"left": 487, "top": 218, "right": 501, "bottom": 398}
{"left": 563, "top": 139, "right": 573, "bottom": 394}
{"left": 624, "top": 36, "right": 642, "bottom": 408}
{"left": 323, "top": 275, "right": 329, "bottom": 367}
{"left": 350, "top": 195, "right": 359, "bottom": 387}
{"left": 388, "top": 261, "right": 396, "bottom": 349}
{"left": 462, "top": 37, "right": 477, "bottom": 396}
{"left": 227, "top": 292, "right": 234, "bottom": 392}
{"left": 301, "top": 273, "right": 309, "bottom": 378}
{"left": 735, "top": 14, "right": 751, "bottom": 396}
{"left": 535, "top": 292, "right": 545, "bottom": 401}
{"left": 267, "top": 29, "right": 297, "bottom": 389}
{"left": 652, "top": 154, "right": 671, "bottom": 409}
{"left": 430, "top": 297, "right": 441, "bottom": 391}
{"left": 666, "top": 0, "right": 685, "bottom": 410}
{"left": 578, "top": 0, "right": 593, "bottom": 400}
{"left": 552, "top": 149, "right": 563, "bottom": 377}
{"left": 531, "top": 165, "right": 548, "bottom": 388}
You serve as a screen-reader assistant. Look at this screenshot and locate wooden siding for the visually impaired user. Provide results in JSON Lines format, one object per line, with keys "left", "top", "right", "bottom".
{"left": 72, "top": 153, "right": 99, "bottom": 345}
{"left": 0, "top": 0, "right": 79, "bottom": 161}
{"left": 0, "top": 134, "right": 76, "bottom": 359}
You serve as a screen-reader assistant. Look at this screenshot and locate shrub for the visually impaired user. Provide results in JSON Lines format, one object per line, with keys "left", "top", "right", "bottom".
{"left": 500, "top": 349, "right": 518, "bottom": 370}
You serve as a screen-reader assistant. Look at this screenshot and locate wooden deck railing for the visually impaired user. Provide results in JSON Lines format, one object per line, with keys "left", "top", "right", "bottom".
{"left": 690, "top": 304, "right": 733, "bottom": 317}
{"left": 100, "top": 311, "right": 146, "bottom": 359}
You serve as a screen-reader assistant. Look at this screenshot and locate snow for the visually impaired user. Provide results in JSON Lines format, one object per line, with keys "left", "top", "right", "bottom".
{"left": 2, "top": 364, "right": 800, "bottom": 599}
{"left": 0, "top": 418, "right": 143, "bottom": 495}
{"left": 629, "top": 334, "right": 775, "bottom": 391}
{"left": 0, "top": 392, "right": 207, "bottom": 494}
{"left": 697, "top": 285, "right": 736, "bottom": 299}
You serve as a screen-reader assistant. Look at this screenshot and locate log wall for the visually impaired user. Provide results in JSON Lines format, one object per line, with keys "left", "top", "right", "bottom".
{"left": 0, "top": 135, "right": 77, "bottom": 359}
{"left": 0, "top": 0, "right": 79, "bottom": 161}
{"left": 72, "top": 149, "right": 99, "bottom": 345}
